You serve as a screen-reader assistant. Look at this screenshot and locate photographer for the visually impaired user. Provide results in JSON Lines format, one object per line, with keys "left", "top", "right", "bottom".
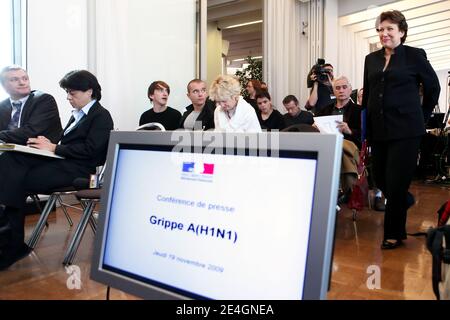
{"left": 305, "top": 60, "right": 335, "bottom": 115}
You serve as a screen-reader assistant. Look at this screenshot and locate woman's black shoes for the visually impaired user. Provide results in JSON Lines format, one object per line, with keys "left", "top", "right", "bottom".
{"left": 381, "top": 239, "right": 403, "bottom": 250}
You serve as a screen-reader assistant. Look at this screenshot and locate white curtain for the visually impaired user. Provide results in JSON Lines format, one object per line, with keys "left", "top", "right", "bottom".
{"left": 337, "top": 25, "right": 370, "bottom": 92}
{"left": 90, "top": 0, "right": 198, "bottom": 130}
{"left": 264, "top": 0, "right": 307, "bottom": 113}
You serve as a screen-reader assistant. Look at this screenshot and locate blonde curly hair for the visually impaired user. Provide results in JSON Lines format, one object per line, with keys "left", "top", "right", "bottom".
{"left": 209, "top": 75, "right": 241, "bottom": 101}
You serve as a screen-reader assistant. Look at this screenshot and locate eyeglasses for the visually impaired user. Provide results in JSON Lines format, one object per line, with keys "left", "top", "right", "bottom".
{"left": 334, "top": 85, "right": 348, "bottom": 90}
{"left": 191, "top": 88, "right": 207, "bottom": 95}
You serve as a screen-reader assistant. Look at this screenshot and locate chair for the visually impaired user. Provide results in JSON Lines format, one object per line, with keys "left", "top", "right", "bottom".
{"left": 136, "top": 122, "right": 166, "bottom": 131}
{"left": 27, "top": 165, "right": 105, "bottom": 250}
{"left": 62, "top": 188, "right": 101, "bottom": 265}
{"left": 27, "top": 187, "right": 77, "bottom": 249}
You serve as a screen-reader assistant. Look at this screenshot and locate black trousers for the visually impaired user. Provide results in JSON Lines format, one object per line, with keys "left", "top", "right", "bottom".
{"left": 371, "top": 137, "right": 421, "bottom": 240}
{"left": 0, "top": 152, "right": 93, "bottom": 248}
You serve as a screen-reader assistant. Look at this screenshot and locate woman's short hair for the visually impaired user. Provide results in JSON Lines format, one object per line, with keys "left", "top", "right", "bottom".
{"left": 209, "top": 75, "right": 241, "bottom": 101}
{"left": 376, "top": 10, "right": 408, "bottom": 43}
{"left": 59, "top": 70, "right": 102, "bottom": 101}
{"left": 148, "top": 81, "right": 170, "bottom": 101}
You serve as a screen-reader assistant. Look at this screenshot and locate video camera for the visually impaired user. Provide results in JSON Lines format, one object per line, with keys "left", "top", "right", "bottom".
{"left": 307, "top": 58, "right": 332, "bottom": 88}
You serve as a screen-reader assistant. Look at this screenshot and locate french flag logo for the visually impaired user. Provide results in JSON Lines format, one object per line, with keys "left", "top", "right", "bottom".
{"left": 182, "top": 162, "right": 195, "bottom": 173}
{"left": 202, "top": 164, "right": 215, "bottom": 175}
{"left": 182, "top": 162, "right": 215, "bottom": 175}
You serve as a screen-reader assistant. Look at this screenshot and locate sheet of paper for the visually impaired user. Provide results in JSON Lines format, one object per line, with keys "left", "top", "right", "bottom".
{"left": 0, "top": 143, "right": 64, "bottom": 159}
{"left": 314, "top": 115, "right": 344, "bottom": 134}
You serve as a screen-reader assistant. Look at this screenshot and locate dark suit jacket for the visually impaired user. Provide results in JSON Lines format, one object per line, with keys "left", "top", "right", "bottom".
{"left": 179, "top": 98, "right": 216, "bottom": 130}
{"left": 55, "top": 101, "right": 114, "bottom": 171}
{"left": 0, "top": 90, "right": 62, "bottom": 144}
{"left": 316, "top": 100, "right": 362, "bottom": 149}
{"left": 362, "top": 44, "right": 440, "bottom": 142}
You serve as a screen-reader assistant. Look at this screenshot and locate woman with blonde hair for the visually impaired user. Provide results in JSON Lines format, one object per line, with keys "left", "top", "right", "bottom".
{"left": 209, "top": 75, "right": 262, "bottom": 132}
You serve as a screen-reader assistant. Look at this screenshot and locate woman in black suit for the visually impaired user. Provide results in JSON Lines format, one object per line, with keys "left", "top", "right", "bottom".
{"left": 362, "top": 10, "right": 440, "bottom": 249}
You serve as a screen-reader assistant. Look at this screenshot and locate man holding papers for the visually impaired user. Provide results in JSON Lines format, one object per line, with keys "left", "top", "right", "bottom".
{"left": 0, "top": 70, "right": 113, "bottom": 270}
{"left": 0, "top": 65, "right": 62, "bottom": 145}
{"left": 315, "top": 76, "right": 362, "bottom": 204}
{"left": 315, "top": 76, "right": 361, "bottom": 148}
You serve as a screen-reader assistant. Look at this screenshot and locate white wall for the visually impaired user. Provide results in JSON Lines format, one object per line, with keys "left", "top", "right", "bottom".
{"left": 27, "top": 0, "right": 88, "bottom": 125}
{"left": 207, "top": 22, "right": 223, "bottom": 87}
{"left": 27, "top": 0, "right": 198, "bottom": 131}
{"left": 323, "top": 0, "right": 338, "bottom": 69}
{"left": 337, "top": 0, "right": 397, "bottom": 16}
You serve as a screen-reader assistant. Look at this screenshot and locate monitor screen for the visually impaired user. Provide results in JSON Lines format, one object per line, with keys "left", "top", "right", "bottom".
{"left": 91, "top": 131, "right": 343, "bottom": 300}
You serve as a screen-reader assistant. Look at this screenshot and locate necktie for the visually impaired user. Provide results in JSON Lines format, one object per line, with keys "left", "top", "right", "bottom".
{"left": 7, "top": 101, "right": 23, "bottom": 130}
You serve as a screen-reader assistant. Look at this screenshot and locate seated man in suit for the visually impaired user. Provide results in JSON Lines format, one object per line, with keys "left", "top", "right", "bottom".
{"left": 0, "top": 65, "right": 62, "bottom": 144}
{"left": 179, "top": 79, "right": 216, "bottom": 131}
{"left": 0, "top": 70, "right": 114, "bottom": 270}
{"left": 315, "top": 76, "right": 362, "bottom": 203}
{"left": 139, "top": 81, "right": 181, "bottom": 131}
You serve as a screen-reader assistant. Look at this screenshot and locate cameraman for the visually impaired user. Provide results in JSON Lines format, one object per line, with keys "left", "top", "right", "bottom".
{"left": 305, "top": 62, "right": 335, "bottom": 115}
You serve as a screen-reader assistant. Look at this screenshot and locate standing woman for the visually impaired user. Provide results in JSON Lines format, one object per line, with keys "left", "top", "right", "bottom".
{"left": 362, "top": 10, "right": 440, "bottom": 249}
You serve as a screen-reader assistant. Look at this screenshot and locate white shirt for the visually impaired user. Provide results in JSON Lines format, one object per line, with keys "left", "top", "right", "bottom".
{"left": 64, "top": 100, "right": 96, "bottom": 135}
{"left": 214, "top": 97, "right": 262, "bottom": 133}
{"left": 9, "top": 95, "right": 30, "bottom": 128}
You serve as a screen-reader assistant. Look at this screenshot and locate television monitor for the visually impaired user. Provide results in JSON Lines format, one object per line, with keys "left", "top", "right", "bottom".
{"left": 91, "top": 131, "right": 343, "bottom": 300}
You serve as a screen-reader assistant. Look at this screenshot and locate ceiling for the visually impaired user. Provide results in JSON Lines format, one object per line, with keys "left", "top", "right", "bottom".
{"left": 207, "top": 0, "right": 450, "bottom": 71}
{"left": 207, "top": 0, "right": 263, "bottom": 67}
{"left": 340, "top": 0, "right": 450, "bottom": 71}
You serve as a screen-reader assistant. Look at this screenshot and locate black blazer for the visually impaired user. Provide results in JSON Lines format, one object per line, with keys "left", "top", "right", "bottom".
{"left": 55, "top": 102, "right": 114, "bottom": 170}
{"left": 362, "top": 44, "right": 440, "bottom": 142}
{"left": 0, "top": 91, "right": 62, "bottom": 144}
{"left": 179, "top": 98, "right": 216, "bottom": 130}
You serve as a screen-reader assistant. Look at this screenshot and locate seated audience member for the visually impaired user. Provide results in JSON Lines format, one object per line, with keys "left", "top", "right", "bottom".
{"left": 357, "top": 88, "right": 364, "bottom": 106}
{"left": 315, "top": 76, "right": 361, "bottom": 203}
{"left": 0, "top": 70, "right": 114, "bottom": 270}
{"left": 139, "top": 81, "right": 181, "bottom": 131}
{"left": 315, "top": 76, "right": 361, "bottom": 148}
{"left": 255, "top": 91, "right": 285, "bottom": 131}
{"left": 282, "top": 95, "right": 314, "bottom": 128}
{"left": 260, "top": 81, "right": 268, "bottom": 91}
{"left": 180, "top": 79, "right": 216, "bottom": 131}
{"left": 209, "top": 75, "right": 262, "bottom": 133}
{"left": 244, "top": 79, "right": 263, "bottom": 112}
{"left": 0, "top": 65, "right": 62, "bottom": 144}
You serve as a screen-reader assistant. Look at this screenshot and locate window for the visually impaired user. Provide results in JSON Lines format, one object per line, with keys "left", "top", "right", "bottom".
{"left": 0, "top": 0, "right": 26, "bottom": 100}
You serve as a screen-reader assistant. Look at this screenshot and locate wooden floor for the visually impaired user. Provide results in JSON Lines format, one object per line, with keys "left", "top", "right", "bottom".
{"left": 0, "top": 181, "right": 448, "bottom": 300}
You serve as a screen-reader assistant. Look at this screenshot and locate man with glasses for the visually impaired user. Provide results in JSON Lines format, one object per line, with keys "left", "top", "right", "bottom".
{"left": 0, "top": 65, "right": 62, "bottom": 145}
{"left": 139, "top": 81, "right": 181, "bottom": 131}
{"left": 179, "top": 79, "right": 216, "bottom": 131}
